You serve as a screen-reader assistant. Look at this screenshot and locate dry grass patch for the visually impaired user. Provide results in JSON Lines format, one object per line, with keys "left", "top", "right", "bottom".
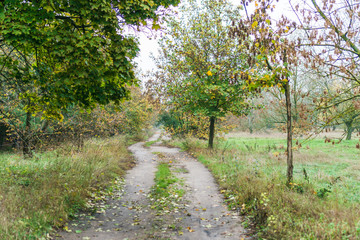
{"left": 0, "top": 135, "right": 134, "bottom": 240}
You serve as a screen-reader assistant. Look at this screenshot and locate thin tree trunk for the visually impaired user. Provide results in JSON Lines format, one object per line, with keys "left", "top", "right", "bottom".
{"left": 208, "top": 116, "right": 215, "bottom": 149}
{"left": 23, "top": 110, "right": 32, "bottom": 158}
{"left": 284, "top": 80, "right": 293, "bottom": 184}
{"left": 248, "top": 110, "right": 253, "bottom": 134}
{"left": 345, "top": 121, "right": 354, "bottom": 140}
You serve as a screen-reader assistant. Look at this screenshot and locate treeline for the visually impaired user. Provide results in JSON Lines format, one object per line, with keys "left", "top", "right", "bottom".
{"left": 0, "top": 87, "right": 156, "bottom": 153}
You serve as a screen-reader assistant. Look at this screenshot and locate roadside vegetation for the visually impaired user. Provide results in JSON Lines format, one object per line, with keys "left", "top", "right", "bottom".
{"left": 169, "top": 134, "right": 360, "bottom": 239}
{"left": 0, "top": 136, "right": 136, "bottom": 239}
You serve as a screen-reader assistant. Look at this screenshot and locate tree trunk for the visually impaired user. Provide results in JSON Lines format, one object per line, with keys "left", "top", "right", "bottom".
{"left": 248, "top": 110, "right": 253, "bottom": 134}
{"left": 23, "top": 110, "right": 33, "bottom": 158}
{"left": 284, "top": 80, "right": 293, "bottom": 184}
{"left": 345, "top": 121, "right": 354, "bottom": 140}
{"left": 208, "top": 116, "right": 215, "bottom": 149}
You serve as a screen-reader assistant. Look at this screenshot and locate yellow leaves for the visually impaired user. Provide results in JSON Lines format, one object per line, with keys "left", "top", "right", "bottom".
{"left": 207, "top": 70, "right": 213, "bottom": 76}
{"left": 252, "top": 21, "right": 258, "bottom": 29}
{"left": 152, "top": 23, "right": 161, "bottom": 30}
{"left": 63, "top": 226, "right": 71, "bottom": 232}
{"left": 241, "top": 203, "right": 246, "bottom": 210}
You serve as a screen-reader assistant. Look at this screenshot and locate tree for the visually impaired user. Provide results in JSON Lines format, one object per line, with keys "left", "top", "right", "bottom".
{"left": 154, "top": 0, "right": 252, "bottom": 148}
{"left": 230, "top": 0, "right": 299, "bottom": 183}
{"left": 0, "top": 0, "right": 179, "bottom": 156}
{"left": 315, "top": 81, "right": 360, "bottom": 140}
{"left": 293, "top": 0, "right": 360, "bottom": 134}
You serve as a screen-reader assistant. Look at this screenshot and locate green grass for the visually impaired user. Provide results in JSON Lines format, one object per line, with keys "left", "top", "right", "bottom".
{"left": 0, "top": 136, "right": 134, "bottom": 240}
{"left": 150, "top": 162, "right": 184, "bottom": 211}
{"left": 224, "top": 137, "right": 360, "bottom": 204}
{"left": 153, "top": 163, "right": 177, "bottom": 197}
{"left": 172, "top": 135, "right": 360, "bottom": 239}
{"left": 144, "top": 140, "right": 159, "bottom": 147}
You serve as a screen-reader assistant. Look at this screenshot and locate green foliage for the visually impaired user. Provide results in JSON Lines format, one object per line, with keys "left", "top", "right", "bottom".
{"left": 154, "top": 0, "right": 252, "bottom": 146}
{"left": 159, "top": 0, "right": 251, "bottom": 117}
{"left": 0, "top": 0, "right": 178, "bottom": 155}
{"left": 157, "top": 110, "right": 208, "bottom": 138}
{"left": 0, "top": 0, "right": 179, "bottom": 113}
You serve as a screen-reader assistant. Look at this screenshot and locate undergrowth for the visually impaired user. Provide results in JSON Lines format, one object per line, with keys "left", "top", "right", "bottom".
{"left": 0, "top": 136, "right": 134, "bottom": 239}
{"left": 171, "top": 137, "right": 360, "bottom": 239}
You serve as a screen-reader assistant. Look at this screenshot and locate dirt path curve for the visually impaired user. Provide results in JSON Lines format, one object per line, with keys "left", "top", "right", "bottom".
{"left": 54, "top": 132, "right": 251, "bottom": 240}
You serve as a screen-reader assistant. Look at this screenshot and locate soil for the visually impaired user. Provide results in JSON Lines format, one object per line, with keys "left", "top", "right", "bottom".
{"left": 52, "top": 132, "right": 251, "bottom": 240}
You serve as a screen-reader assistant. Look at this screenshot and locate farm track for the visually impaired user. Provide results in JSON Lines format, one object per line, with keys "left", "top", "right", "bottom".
{"left": 53, "top": 132, "right": 251, "bottom": 240}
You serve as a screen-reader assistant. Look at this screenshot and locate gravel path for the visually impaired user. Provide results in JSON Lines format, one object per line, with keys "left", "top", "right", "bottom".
{"left": 53, "top": 132, "right": 251, "bottom": 239}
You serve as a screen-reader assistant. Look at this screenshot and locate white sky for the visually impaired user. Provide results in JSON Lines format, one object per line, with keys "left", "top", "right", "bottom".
{"left": 134, "top": 0, "right": 298, "bottom": 78}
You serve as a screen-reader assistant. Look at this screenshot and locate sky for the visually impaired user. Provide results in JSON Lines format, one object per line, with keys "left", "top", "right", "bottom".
{"left": 134, "top": 0, "right": 299, "bottom": 79}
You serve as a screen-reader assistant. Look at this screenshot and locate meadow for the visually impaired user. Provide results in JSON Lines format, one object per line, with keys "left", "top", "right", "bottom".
{"left": 172, "top": 130, "right": 360, "bottom": 239}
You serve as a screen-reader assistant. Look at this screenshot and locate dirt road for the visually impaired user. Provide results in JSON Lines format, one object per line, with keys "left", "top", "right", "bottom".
{"left": 54, "top": 132, "right": 251, "bottom": 239}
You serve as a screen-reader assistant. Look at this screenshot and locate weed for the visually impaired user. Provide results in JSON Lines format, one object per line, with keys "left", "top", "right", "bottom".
{"left": 316, "top": 187, "right": 331, "bottom": 198}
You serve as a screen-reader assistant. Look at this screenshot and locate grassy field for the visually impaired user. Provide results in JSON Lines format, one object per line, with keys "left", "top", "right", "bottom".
{"left": 172, "top": 131, "right": 360, "bottom": 239}
{"left": 225, "top": 134, "right": 360, "bottom": 204}
{"left": 0, "top": 136, "right": 135, "bottom": 239}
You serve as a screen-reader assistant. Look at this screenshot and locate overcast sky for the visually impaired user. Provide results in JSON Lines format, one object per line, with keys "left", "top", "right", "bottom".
{"left": 134, "top": 0, "right": 298, "bottom": 78}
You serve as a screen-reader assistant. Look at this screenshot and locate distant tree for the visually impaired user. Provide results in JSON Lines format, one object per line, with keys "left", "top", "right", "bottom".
{"left": 154, "top": 0, "right": 252, "bottom": 148}
{"left": 315, "top": 82, "right": 360, "bottom": 140}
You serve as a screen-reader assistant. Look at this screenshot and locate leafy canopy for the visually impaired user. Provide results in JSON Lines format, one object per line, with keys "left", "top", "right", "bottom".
{"left": 156, "top": 0, "right": 252, "bottom": 119}
{"left": 0, "top": 0, "right": 179, "bottom": 119}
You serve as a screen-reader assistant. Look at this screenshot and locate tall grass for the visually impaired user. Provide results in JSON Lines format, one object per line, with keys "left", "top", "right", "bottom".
{"left": 174, "top": 137, "right": 360, "bottom": 239}
{"left": 0, "top": 136, "right": 134, "bottom": 239}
